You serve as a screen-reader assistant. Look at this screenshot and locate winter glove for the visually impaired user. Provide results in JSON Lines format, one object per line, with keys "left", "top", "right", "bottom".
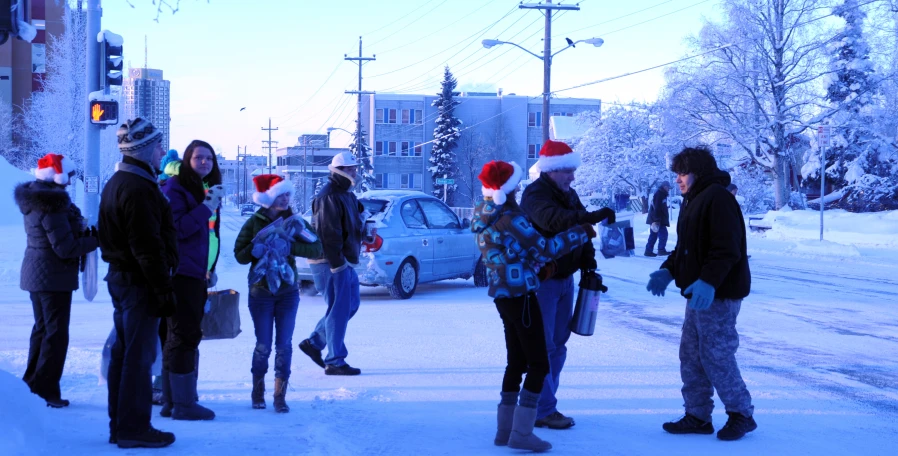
{"left": 537, "top": 261, "right": 557, "bottom": 281}
{"left": 580, "top": 224, "right": 597, "bottom": 239}
{"left": 203, "top": 185, "right": 225, "bottom": 211}
{"left": 155, "top": 290, "right": 177, "bottom": 318}
{"left": 684, "top": 279, "right": 715, "bottom": 311}
{"left": 584, "top": 207, "right": 615, "bottom": 225}
{"left": 251, "top": 243, "right": 268, "bottom": 259}
{"left": 206, "top": 270, "right": 218, "bottom": 288}
{"left": 646, "top": 268, "right": 674, "bottom": 296}
{"left": 651, "top": 222, "right": 660, "bottom": 233}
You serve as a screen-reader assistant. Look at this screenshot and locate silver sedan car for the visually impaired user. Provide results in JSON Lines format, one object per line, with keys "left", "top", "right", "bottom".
{"left": 295, "top": 190, "right": 487, "bottom": 299}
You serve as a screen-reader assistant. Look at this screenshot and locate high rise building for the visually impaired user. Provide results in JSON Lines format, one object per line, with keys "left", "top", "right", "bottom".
{"left": 123, "top": 67, "right": 170, "bottom": 150}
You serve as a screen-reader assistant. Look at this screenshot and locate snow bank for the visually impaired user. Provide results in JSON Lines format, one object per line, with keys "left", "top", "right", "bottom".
{"left": 0, "top": 368, "right": 48, "bottom": 456}
{"left": 761, "top": 209, "right": 898, "bottom": 248}
{"left": 0, "top": 156, "right": 39, "bottom": 225}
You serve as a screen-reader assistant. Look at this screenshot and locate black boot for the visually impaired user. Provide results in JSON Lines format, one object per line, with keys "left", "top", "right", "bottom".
{"left": 159, "top": 368, "right": 173, "bottom": 417}
{"left": 170, "top": 372, "right": 215, "bottom": 421}
{"left": 45, "top": 397, "right": 70, "bottom": 408}
{"left": 273, "top": 378, "right": 289, "bottom": 413}
{"left": 717, "top": 412, "right": 757, "bottom": 441}
{"left": 662, "top": 414, "right": 714, "bottom": 435}
{"left": 251, "top": 374, "right": 266, "bottom": 409}
{"left": 116, "top": 426, "right": 176, "bottom": 449}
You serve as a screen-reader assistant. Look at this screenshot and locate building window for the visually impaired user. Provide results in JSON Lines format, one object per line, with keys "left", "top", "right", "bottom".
{"left": 376, "top": 109, "right": 384, "bottom": 124}
{"left": 388, "top": 173, "right": 399, "bottom": 189}
{"left": 375, "top": 173, "right": 385, "bottom": 188}
{"left": 414, "top": 142, "right": 423, "bottom": 156}
{"left": 415, "top": 109, "right": 423, "bottom": 124}
{"left": 388, "top": 141, "right": 397, "bottom": 156}
{"left": 401, "top": 109, "right": 410, "bottom": 124}
{"left": 375, "top": 141, "right": 384, "bottom": 156}
{"left": 528, "top": 144, "right": 538, "bottom": 159}
{"left": 528, "top": 112, "right": 541, "bottom": 127}
{"left": 388, "top": 109, "right": 397, "bottom": 124}
{"left": 400, "top": 141, "right": 410, "bottom": 157}
{"left": 401, "top": 173, "right": 423, "bottom": 189}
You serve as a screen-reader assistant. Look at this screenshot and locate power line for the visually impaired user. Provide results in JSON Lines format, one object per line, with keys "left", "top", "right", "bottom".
{"left": 551, "top": 0, "right": 675, "bottom": 38}
{"left": 364, "top": 0, "right": 452, "bottom": 50}
{"left": 373, "top": 1, "right": 500, "bottom": 55}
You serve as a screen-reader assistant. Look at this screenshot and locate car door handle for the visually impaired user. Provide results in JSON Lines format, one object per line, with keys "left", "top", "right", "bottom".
{"left": 422, "top": 239, "right": 429, "bottom": 246}
{"left": 437, "top": 237, "right": 444, "bottom": 243}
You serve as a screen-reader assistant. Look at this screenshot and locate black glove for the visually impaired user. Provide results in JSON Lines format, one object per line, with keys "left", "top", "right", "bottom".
{"left": 155, "top": 290, "right": 177, "bottom": 318}
{"left": 580, "top": 223, "right": 597, "bottom": 239}
{"left": 584, "top": 207, "right": 615, "bottom": 224}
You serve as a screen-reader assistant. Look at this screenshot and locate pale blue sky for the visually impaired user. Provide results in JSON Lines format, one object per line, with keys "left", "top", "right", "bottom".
{"left": 102, "top": 0, "right": 721, "bottom": 160}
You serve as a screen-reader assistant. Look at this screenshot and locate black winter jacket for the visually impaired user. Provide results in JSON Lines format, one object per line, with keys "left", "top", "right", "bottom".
{"left": 520, "top": 173, "right": 597, "bottom": 278}
{"left": 646, "top": 187, "right": 670, "bottom": 227}
{"left": 15, "top": 181, "right": 98, "bottom": 292}
{"left": 98, "top": 157, "right": 179, "bottom": 294}
{"left": 312, "top": 172, "right": 364, "bottom": 272}
{"left": 660, "top": 170, "right": 750, "bottom": 300}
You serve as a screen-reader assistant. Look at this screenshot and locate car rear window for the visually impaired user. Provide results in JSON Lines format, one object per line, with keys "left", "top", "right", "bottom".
{"left": 360, "top": 199, "right": 388, "bottom": 213}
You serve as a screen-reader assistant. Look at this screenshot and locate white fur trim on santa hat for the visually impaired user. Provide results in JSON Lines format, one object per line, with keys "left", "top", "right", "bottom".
{"left": 34, "top": 156, "right": 76, "bottom": 185}
{"left": 253, "top": 179, "right": 293, "bottom": 208}
{"left": 480, "top": 162, "right": 523, "bottom": 205}
{"left": 537, "top": 150, "right": 581, "bottom": 173}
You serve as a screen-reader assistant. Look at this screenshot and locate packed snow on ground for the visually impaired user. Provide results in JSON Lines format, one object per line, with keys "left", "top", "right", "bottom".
{"left": 0, "top": 201, "right": 896, "bottom": 455}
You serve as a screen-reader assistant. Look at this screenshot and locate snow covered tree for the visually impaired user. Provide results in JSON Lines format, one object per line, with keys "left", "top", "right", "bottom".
{"left": 429, "top": 66, "right": 461, "bottom": 204}
{"left": 456, "top": 126, "right": 494, "bottom": 207}
{"left": 348, "top": 121, "right": 375, "bottom": 192}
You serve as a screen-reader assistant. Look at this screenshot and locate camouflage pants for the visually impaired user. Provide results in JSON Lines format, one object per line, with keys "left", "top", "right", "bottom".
{"left": 679, "top": 298, "right": 753, "bottom": 421}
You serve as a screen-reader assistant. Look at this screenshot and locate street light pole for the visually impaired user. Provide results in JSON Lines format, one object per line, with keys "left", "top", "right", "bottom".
{"left": 542, "top": 1, "right": 552, "bottom": 144}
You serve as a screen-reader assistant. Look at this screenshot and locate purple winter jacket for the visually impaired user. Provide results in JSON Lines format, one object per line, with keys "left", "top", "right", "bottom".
{"left": 161, "top": 176, "right": 213, "bottom": 280}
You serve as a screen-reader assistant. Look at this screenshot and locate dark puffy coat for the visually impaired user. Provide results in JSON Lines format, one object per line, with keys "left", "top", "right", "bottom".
{"left": 660, "top": 170, "right": 750, "bottom": 300}
{"left": 98, "top": 158, "right": 179, "bottom": 294}
{"left": 646, "top": 187, "right": 670, "bottom": 227}
{"left": 472, "top": 197, "right": 590, "bottom": 299}
{"left": 14, "top": 180, "right": 98, "bottom": 292}
{"left": 520, "top": 173, "right": 597, "bottom": 277}
{"left": 160, "top": 176, "right": 216, "bottom": 280}
{"left": 312, "top": 172, "right": 364, "bottom": 271}
{"left": 234, "top": 208, "right": 322, "bottom": 293}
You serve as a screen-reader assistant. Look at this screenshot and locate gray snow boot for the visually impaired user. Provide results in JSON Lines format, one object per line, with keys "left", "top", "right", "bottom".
{"left": 507, "top": 406, "right": 552, "bottom": 452}
{"left": 251, "top": 374, "right": 266, "bottom": 409}
{"left": 170, "top": 372, "right": 215, "bottom": 421}
{"left": 159, "top": 369, "right": 173, "bottom": 417}
{"left": 494, "top": 404, "right": 515, "bottom": 446}
{"left": 273, "top": 378, "right": 290, "bottom": 413}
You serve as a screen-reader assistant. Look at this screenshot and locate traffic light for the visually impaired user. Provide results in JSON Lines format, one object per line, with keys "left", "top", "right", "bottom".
{"left": 89, "top": 100, "right": 118, "bottom": 125}
{"left": 100, "top": 31, "right": 123, "bottom": 88}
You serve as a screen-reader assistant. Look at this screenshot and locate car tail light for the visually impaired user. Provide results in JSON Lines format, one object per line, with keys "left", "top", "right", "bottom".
{"left": 363, "top": 234, "right": 383, "bottom": 253}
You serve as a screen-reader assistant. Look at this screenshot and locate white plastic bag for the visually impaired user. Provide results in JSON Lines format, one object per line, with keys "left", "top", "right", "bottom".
{"left": 82, "top": 250, "right": 98, "bottom": 301}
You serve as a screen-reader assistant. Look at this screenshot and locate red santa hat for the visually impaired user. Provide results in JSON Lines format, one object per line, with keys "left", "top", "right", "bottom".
{"left": 536, "top": 139, "right": 580, "bottom": 173}
{"left": 478, "top": 160, "right": 523, "bottom": 205}
{"left": 34, "top": 153, "right": 76, "bottom": 185}
{"left": 252, "top": 174, "right": 293, "bottom": 208}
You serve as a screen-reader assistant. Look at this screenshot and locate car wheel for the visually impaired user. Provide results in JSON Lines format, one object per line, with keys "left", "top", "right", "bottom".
{"left": 300, "top": 280, "right": 318, "bottom": 296}
{"left": 388, "top": 258, "right": 418, "bottom": 299}
{"left": 473, "top": 256, "right": 488, "bottom": 288}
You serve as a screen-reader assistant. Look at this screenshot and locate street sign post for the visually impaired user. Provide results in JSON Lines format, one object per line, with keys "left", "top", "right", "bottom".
{"left": 816, "top": 125, "right": 832, "bottom": 241}
{"left": 435, "top": 178, "right": 455, "bottom": 185}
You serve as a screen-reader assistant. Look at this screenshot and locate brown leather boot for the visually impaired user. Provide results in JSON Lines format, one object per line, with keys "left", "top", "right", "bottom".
{"left": 273, "top": 378, "right": 289, "bottom": 413}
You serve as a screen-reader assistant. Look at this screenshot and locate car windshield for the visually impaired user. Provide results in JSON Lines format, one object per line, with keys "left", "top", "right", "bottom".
{"left": 360, "top": 199, "right": 388, "bottom": 213}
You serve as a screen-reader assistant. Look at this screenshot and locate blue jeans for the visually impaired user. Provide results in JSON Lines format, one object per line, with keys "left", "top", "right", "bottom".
{"left": 308, "top": 266, "right": 360, "bottom": 367}
{"left": 646, "top": 225, "right": 669, "bottom": 252}
{"left": 248, "top": 287, "right": 300, "bottom": 380}
{"left": 106, "top": 279, "right": 159, "bottom": 437}
{"left": 535, "top": 276, "right": 575, "bottom": 420}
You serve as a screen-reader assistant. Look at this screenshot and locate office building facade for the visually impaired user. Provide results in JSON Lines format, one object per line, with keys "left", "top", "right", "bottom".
{"left": 123, "top": 67, "right": 170, "bottom": 150}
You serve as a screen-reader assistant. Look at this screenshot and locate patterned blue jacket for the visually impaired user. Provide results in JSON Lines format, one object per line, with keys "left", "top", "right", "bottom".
{"left": 472, "top": 197, "right": 590, "bottom": 299}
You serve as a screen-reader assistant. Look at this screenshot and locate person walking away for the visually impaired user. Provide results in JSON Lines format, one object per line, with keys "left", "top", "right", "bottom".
{"left": 298, "top": 151, "right": 366, "bottom": 376}
{"left": 645, "top": 182, "right": 672, "bottom": 257}
{"left": 519, "top": 139, "right": 615, "bottom": 430}
{"left": 234, "top": 174, "right": 322, "bottom": 413}
{"left": 15, "top": 153, "right": 99, "bottom": 408}
{"left": 645, "top": 145, "right": 756, "bottom": 441}
{"left": 472, "top": 160, "right": 597, "bottom": 452}
{"left": 158, "top": 140, "right": 224, "bottom": 420}
{"left": 99, "top": 118, "right": 178, "bottom": 448}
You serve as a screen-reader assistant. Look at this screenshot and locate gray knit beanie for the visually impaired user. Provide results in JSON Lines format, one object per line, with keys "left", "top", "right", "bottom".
{"left": 117, "top": 118, "right": 163, "bottom": 164}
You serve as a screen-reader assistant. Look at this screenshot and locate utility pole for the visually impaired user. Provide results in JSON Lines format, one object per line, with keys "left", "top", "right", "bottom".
{"left": 85, "top": 0, "right": 101, "bottom": 224}
{"left": 520, "top": 0, "right": 580, "bottom": 143}
{"left": 261, "top": 118, "right": 278, "bottom": 174}
{"left": 237, "top": 146, "right": 248, "bottom": 203}
{"left": 344, "top": 36, "right": 376, "bottom": 180}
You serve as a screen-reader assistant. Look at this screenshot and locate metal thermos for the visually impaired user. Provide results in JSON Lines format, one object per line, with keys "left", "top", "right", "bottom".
{"left": 571, "top": 271, "right": 608, "bottom": 336}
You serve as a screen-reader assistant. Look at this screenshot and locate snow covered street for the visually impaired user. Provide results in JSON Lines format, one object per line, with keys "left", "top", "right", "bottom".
{"left": 1, "top": 207, "right": 897, "bottom": 455}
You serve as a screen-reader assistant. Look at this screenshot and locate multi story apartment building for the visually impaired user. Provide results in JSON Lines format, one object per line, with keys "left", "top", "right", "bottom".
{"left": 275, "top": 140, "right": 348, "bottom": 213}
{"left": 360, "top": 92, "right": 600, "bottom": 205}
{"left": 123, "top": 67, "right": 170, "bottom": 150}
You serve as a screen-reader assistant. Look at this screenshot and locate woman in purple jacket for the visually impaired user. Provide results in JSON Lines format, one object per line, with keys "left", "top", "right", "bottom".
{"left": 159, "top": 140, "right": 224, "bottom": 421}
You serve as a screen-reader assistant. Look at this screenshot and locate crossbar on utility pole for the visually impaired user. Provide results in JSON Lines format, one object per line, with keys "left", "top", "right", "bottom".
{"left": 344, "top": 36, "right": 376, "bottom": 176}
{"left": 519, "top": 0, "right": 580, "bottom": 144}
{"left": 261, "top": 117, "right": 278, "bottom": 174}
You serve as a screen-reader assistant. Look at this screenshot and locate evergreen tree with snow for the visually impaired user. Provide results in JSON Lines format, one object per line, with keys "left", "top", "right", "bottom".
{"left": 349, "top": 120, "right": 376, "bottom": 192}
{"left": 429, "top": 66, "right": 462, "bottom": 204}
{"left": 803, "top": 0, "right": 897, "bottom": 211}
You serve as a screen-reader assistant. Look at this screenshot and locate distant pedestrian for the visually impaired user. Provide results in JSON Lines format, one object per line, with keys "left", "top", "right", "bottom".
{"left": 298, "top": 152, "right": 366, "bottom": 376}
{"left": 646, "top": 145, "right": 756, "bottom": 441}
{"left": 471, "top": 160, "right": 596, "bottom": 452}
{"left": 15, "top": 153, "right": 99, "bottom": 408}
{"left": 99, "top": 118, "right": 179, "bottom": 448}
{"left": 645, "top": 181, "right": 671, "bottom": 257}
{"left": 234, "top": 174, "right": 322, "bottom": 413}
{"left": 158, "top": 140, "right": 224, "bottom": 421}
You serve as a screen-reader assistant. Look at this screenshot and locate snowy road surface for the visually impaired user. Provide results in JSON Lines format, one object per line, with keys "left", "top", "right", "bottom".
{"left": 0, "top": 207, "right": 896, "bottom": 455}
